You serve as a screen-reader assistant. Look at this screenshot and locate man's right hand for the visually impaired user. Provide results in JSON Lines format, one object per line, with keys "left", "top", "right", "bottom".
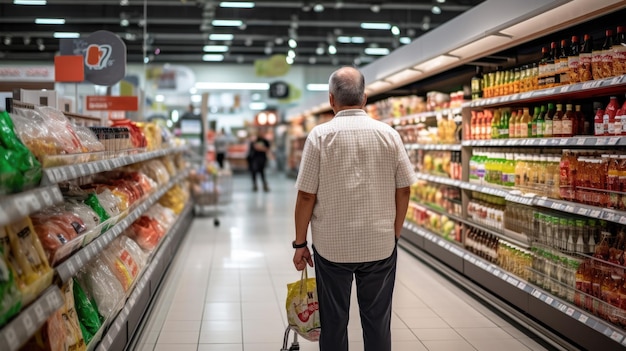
{"left": 293, "top": 247, "right": 314, "bottom": 271}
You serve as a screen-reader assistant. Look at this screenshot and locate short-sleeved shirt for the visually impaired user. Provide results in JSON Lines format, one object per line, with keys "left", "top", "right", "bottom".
{"left": 295, "top": 109, "right": 417, "bottom": 263}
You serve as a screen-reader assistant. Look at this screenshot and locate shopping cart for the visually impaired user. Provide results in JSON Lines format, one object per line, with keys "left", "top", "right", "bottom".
{"left": 190, "top": 163, "right": 233, "bottom": 226}
{"left": 280, "top": 326, "right": 300, "bottom": 351}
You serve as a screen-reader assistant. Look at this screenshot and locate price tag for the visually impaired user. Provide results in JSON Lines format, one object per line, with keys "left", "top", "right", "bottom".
{"left": 5, "top": 325, "right": 19, "bottom": 348}
{"left": 619, "top": 216, "right": 626, "bottom": 225}
{"left": 605, "top": 212, "right": 616, "bottom": 221}
{"left": 564, "top": 205, "right": 574, "bottom": 212}
{"left": 551, "top": 202, "right": 562, "bottom": 210}
{"left": 68, "top": 166, "right": 78, "bottom": 179}
{"left": 537, "top": 199, "right": 547, "bottom": 207}
{"left": 576, "top": 138, "right": 587, "bottom": 145}
{"left": 560, "top": 85, "right": 570, "bottom": 93}
{"left": 518, "top": 282, "right": 527, "bottom": 290}
{"left": 566, "top": 307, "right": 575, "bottom": 316}
{"left": 609, "top": 137, "right": 621, "bottom": 145}
{"left": 611, "top": 331, "right": 624, "bottom": 342}
{"left": 590, "top": 210, "right": 601, "bottom": 218}
{"left": 579, "top": 314, "right": 589, "bottom": 323}
{"left": 532, "top": 290, "right": 542, "bottom": 298}
{"left": 577, "top": 207, "right": 589, "bottom": 216}
{"left": 539, "top": 139, "right": 548, "bottom": 145}
{"left": 545, "top": 296, "right": 554, "bottom": 305}
{"left": 559, "top": 138, "right": 568, "bottom": 145}
{"left": 596, "top": 138, "right": 607, "bottom": 146}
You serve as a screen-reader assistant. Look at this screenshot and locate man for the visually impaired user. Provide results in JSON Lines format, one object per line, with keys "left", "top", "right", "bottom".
{"left": 247, "top": 129, "right": 271, "bottom": 192}
{"left": 214, "top": 127, "right": 232, "bottom": 169}
{"left": 292, "top": 66, "right": 416, "bottom": 351}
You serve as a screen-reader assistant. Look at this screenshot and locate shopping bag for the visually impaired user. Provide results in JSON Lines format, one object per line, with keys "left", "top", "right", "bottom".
{"left": 285, "top": 268, "right": 321, "bottom": 341}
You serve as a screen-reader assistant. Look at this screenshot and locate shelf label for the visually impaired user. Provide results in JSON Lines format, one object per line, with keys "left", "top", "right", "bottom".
{"left": 518, "top": 282, "right": 527, "bottom": 290}
{"left": 532, "top": 289, "right": 542, "bottom": 298}
{"left": 566, "top": 307, "right": 575, "bottom": 316}
{"left": 577, "top": 207, "right": 589, "bottom": 216}
{"left": 559, "top": 138, "right": 568, "bottom": 145}
{"left": 605, "top": 212, "right": 616, "bottom": 221}
{"left": 579, "top": 314, "right": 589, "bottom": 323}
{"left": 539, "top": 139, "right": 548, "bottom": 146}
{"left": 610, "top": 331, "right": 624, "bottom": 342}
{"left": 545, "top": 296, "right": 554, "bottom": 305}
{"left": 507, "top": 277, "right": 518, "bottom": 286}
{"left": 609, "top": 137, "right": 621, "bottom": 145}
{"left": 576, "top": 138, "right": 587, "bottom": 145}
{"left": 4, "top": 327, "right": 19, "bottom": 348}
{"left": 589, "top": 210, "right": 602, "bottom": 218}
{"left": 619, "top": 216, "right": 626, "bottom": 225}
{"left": 582, "top": 80, "right": 603, "bottom": 89}
{"left": 596, "top": 138, "right": 607, "bottom": 146}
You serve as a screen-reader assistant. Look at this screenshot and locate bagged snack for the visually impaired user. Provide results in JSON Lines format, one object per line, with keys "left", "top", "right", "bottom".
{"left": 72, "top": 126, "right": 105, "bottom": 153}
{"left": 5, "top": 217, "right": 51, "bottom": 288}
{"left": 137, "top": 122, "right": 162, "bottom": 151}
{"left": 31, "top": 208, "right": 87, "bottom": 264}
{"left": 0, "top": 110, "right": 42, "bottom": 193}
{"left": 95, "top": 189, "right": 122, "bottom": 218}
{"left": 64, "top": 200, "right": 101, "bottom": 232}
{"left": 124, "top": 216, "right": 166, "bottom": 252}
{"left": 76, "top": 256, "right": 124, "bottom": 319}
{"left": 144, "top": 204, "right": 176, "bottom": 230}
{"left": 110, "top": 119, "right": 146, "bottom": 148}
{"left": 72, "top": 278, "right": 102, "bottom": 345}
{"left": 0, "top": 242, "right": 22, "bottom": 327}
{"left": 84, "top": 193, "right": 110, "bottom": 223}
{"left": 135, "top": 159, "right": 170, "bottom": 185}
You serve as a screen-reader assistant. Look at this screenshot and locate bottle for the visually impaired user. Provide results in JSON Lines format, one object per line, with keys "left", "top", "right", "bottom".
{"left": 614, "top": 26, "right": 626, "bottom": 77}
{"left": 615, "top": 108, "right": 623, "bottom": 137}
{"left": 513, "top": 67, "right": 521, "bottom": 94}
{"left": 562, "top": 104, "right": 575, "bottom": 137}
{"left": 608, "top": 155, "right": 620, "bottom": 208}
{"left": 536, "top": 105, "right": 546, "bottom": 138}
{"left": 508, "top": 109, "right": 517, "bottom": 138}
{"left": 491, "top": 109, "right": 501, "bottom": 139}
{"left": 568, "top": 35, "right": 581, "bottom": 84}
{"left": 500, "top": 108, "right": 509, "bottom": 139}
{"left": 601, "top": 29, "right": 615, "bottom": 78}
{"left": 471, "top": 66, "right": 483, "bottom": 100}
{"left": 544, "top": 103, "right": 554, "bottom": 137}
{"left": 595, "top": 108, "right": 605, "bottom": 136}
{"left": 531, "top": 63, "right": 539, "bottom": 91}
{"left": 519, "top": 107, "right": 531, "bottom": 138}
{"left": 553, "top": 104, "right": 564, "bottom": 137}
{"left": 558, "top": 39, "right": 570, "bottom": 85}
{"left": 531, "top": 106, "right": 541, "bottom": 137}
{"left": 538, "top": 46, "right": 550, "bottom": 88}
{"left": 592, "top": 33, "right": 604, "bottom": 80}
{"left": 604, "top": 96, "right": 619, "bottom": 136}
{"left": 579, "top": 34, "right": 593, "bottom": 82}
{"left": 575, "top": 104, "right": 586, "bottom": 135}
{"left": 546, "top": 42, "right": 558, "bottom": 87}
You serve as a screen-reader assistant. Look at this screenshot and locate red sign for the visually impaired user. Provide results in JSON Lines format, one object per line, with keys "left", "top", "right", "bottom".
{"left": 55, "top": 55, "right": 85, "bottom": 82}
{"left": 86, "top": 96, "right": 138, "bottom": 111}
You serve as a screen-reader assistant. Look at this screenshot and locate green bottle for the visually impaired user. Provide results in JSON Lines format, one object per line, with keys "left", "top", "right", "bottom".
{"left": 531, "top": 106, "right": 541, "bottom": 138}
{"left": 544, "top": 103, "right": 555, "bottom": 137}
{"left": 500, "top": 108, "right": 509, "bottom": 139}
{"left": 536, "top": 105, "right": 546, "bottom": 138}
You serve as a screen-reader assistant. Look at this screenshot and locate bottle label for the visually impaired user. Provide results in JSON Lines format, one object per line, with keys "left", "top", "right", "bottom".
{"left": 537, "top": 121, "right": 544, "bottom": 137}
{"left": 579, "top": 53, "right": 593, "bottom": 82}
{"left": 568, "top": 56, "right": 580, "bottom": 83}
{"left": 595, "top": 122, "right": 605, "bottom": 136}
{"left": 592, "top": 50, "right": 603, "bottom": 80}
{"left": 553, "top": 120, "right": 562, "bottom": 136}
{"left": 544, "top": 120, "right": 553, "bottom": 136}
{"left": 562, "top": 119, "right": 573, "bottom": 136}
{"left": 602, "top": 50, "right": 614, "bottom": 78}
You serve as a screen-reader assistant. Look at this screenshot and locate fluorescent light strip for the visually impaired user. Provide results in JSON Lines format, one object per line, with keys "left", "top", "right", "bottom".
{"left": 306, "top": 84, "right": 329, "bottom": 91}
{"left": 351, "top": 37, "right": 365, "bottom": 44}
{"left": 209, "top": 33, "right": 234, "bottom": 41}
{"left": 399, "top": 37, "right": 411, "bottom": 44}
{"left": 249, "top": 102, "right": 267, "bottom": 110}
{"left": 220, "top": 1, "right": 255, "bottom": 8}
{"left": 385, "top": 68, "right": 423, "bottom": 85}
{"left": 14, "top": 0, "right": 46, "bottom": 4}
{"left": 360, "top": 22, "right": 391, "bottom": 30}
{"left": 53, "top": 32, "right": 80, "bottom": 38}
{"left": 35, "top": 18, "right": 65, "bottom": 24}
{"left": 364, "top": 47, "right": 390, "bottom": 55}
{"left": 195, "top": 82, "right": 270, "bottom": 90}
{"left": 413, "top": 54, "right": 460, "bottom": 72}
{"left": 202, "top": 54, "right": 225, "bottom": 61}
{"left": 212, "top": 20, "right": 243, "bottom": 27}
{"left": 203, "top": 45, "right": 229, "bottom": 52}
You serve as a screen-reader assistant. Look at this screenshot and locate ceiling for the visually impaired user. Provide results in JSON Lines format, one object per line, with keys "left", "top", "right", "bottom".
{"left": 0, "top": 0, "right": 484, "bottom": 66}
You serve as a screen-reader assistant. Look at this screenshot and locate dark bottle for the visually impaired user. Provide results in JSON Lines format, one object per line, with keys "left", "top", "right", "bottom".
{"left": 601, "top": 29, "right": 615, "bottom": 79}
{"left": 471, "top": 66, "right": 484, "bottom": 100}
{"left": 568, "top": 35, "right": 580, "bottom": 83}
{"left": 546, "top": 41, "right": 559, "bottom": 87}
{"left": 579, "top": 34, "right": 593, "bottom": 82}
{"left": 614, "top": 26, "right": 626, "bottom": 77}
{"left": 558, "top": 39, "right": 570, "bottom": 85}
{"left": 538, "top": 46, "right": 550, "bottom": 87}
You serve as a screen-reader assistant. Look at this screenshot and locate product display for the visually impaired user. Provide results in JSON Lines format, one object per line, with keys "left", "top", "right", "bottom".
{"left": 0, "top": 110, "right": 42, "bottom": 194}
{"left": 0, "top": 242, "right": 22, "bottom": 327}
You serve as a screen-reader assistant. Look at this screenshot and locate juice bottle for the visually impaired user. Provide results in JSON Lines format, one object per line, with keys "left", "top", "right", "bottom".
{"left": 538, "top": 155, "right": 548, "bottom": 196}
{"left": 530, "top": 154, "right": 540, "bottom": 192}
{"left": 562, "top": 103, "right": 575, "bottom": 138}
{"left": 560, "top": 150, "right": 574, "bottom": 200}
{"left": 514, "top": 154, "right": 526, "bottom": 188}
{"left": 470, "top": 111, "right": 477, "bottom": 139}
{"left": 491, "top": 109, "right": 500, "bottom": 139}
{"left": 500, "top": 108, "right": 509, "bottom": 139}
{"left": 608, "top": 155, "right": 620, "bottom": 208}
{"left": 575, "top": 104, "right": 587, "bottom": 135}
{"left": 519, "top": 107, "right": 531, "bottom": 138}
{"left": 485, "top": 109, "right": 493, "bottom": 140}
{"left": 544, "top": 103, "right": 554, "bottom": 137}
{"left": 619, "top": 155, "right": 626, "bottom": 210}
{"left": 531, "top": 106, "right": 541, "bottom": 137}
{"left": 536, "top": 105, "right": 546, "bottom": 138}
{"left": 477, "top": 111, "right": 485, "bottom": 140}
{"left": 509, "top": 109, "right": 518, "bottom": 138}
{"left": 553, "top": 104, "right": 564, "bottom": 137}
{"left": 502, "top": 153, "right": 516, "bottom": 187}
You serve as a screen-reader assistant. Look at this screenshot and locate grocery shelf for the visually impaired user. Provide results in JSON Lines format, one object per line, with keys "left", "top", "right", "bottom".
{"left": 55, "top": 168, "right": 190, "bottom": 284}
{"left": 0, "top": 185, "right": 63, "bottom": 227}
{"left": 462, "top": 219, "right": 530, "bottom": 249}
{"left": 401, "top": 222, "right": 626, "bottom": 350}
{"left": 411, "top": 201, "right": 464, "bottom": 224}
{"left": 0, "top": 286, "right": 64, "bottom": 351}
{"left": 460, "top": 181, "right": 509, "bottom": 198}
{"left": 381, "top": 107, "right": 463, "bottom": 125}
{"left": 415, "top": 172, "right": 462, "bottom": 188}
{"left": 533, "top": 197, "right": 626, "bottom": 225}
{"left": 467, "top": 74, "right": 626, "bottom": 109}
{"left": 406, "top": 143, "right": 462, "bottom": 151}
{"left": 462, "top": 136, "right": 623, "bottom": 148}
{"left": 95, "top": 204, "right": 193, "bottom": 351}
{"left": 40, "top": 146, "right": 187, "bottom": 185}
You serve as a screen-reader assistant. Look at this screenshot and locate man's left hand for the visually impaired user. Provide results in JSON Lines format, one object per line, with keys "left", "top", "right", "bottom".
{"left": 293, "top": 247, "right": 313, "bottom": 271}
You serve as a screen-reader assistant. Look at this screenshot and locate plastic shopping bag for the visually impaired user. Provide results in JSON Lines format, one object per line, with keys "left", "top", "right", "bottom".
{"left": 285, "top": 268, "right": 320, "bottom": 341}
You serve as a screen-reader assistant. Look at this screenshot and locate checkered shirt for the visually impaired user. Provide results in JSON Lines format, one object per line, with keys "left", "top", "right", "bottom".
{"left": 295, "top": 109, "right": 417, "bottom": 263}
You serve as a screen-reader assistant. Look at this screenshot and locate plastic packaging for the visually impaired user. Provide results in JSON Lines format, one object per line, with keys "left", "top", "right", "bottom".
{"left": 0, "top": 110, "right": 42, "bottom": 194}
{"left": 84, "top": 193, "right": 111, "bottom": 223}
{"left": 124, "top": 215, "right": 166, "bottom": 252}
{"left": 76, "top": 256, "right": 125, "bottom": 319}
{"left": 72, "top": 278, "right": 102, "bottom": 345}
{"left": 0, "top": 241, "right": 22, "bottom": 327}
{"left": 31, "top": 208, "right": 87, "bottom": 264}
{"left": 72, "top": 125, "right": 105, "bottom": 153}
{"left": 101, "top": 236, "right": 147, "bottom": 291}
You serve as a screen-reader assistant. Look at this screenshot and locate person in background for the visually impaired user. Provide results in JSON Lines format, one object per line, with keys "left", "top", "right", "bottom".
{"left": 214, "top": 127, "right": 231, "bottom": 169}
{"left": 292, "top": 66, "right": 417, "bottom": 351}
{"left": 247, "top": 129, "right": 271, "bottom": 192}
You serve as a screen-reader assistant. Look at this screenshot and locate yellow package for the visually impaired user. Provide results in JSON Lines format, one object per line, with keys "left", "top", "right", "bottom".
{"left": 286, "top": 268, "right": 320, "bottom": 342}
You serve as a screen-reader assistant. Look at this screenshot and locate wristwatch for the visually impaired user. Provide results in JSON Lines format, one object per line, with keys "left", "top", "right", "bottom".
{"left": 292, "top": 240, "right": 308, "bottom": 249}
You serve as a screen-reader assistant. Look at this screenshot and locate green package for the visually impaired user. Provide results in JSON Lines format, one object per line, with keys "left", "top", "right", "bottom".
{"left": 84, "top": 193, "right": 110, "bottom": 223}
{"left": 0, "top": 246, "right": 22, "bottom": 327}
{"left": 72, "top": 277, "right": 102, "bottom": 344}
{"left": 0, "top": 111, "right": 41, "bottom": 192}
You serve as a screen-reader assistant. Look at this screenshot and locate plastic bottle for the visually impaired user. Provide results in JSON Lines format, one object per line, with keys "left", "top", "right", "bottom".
{"left": 536, "top": 105, "right": 546, "bottom": 138}
{"left": 608, "top": 154, "right": 620, "bottom": 208}
{"left": 544, "top": 103, "right": 554, "bottom": 137}
{"left": 595, "top": 108, "right": 605, "bottom": 136}
{"left": 519, "top": 107, "right": 531, "bottom": 138}
{"left": 502, "top": 153, "right": 516, "bottom": 187}
{"left": 509, "top": 109, "right": 519, "bottom": 138}
{"left": 491, "top": 109, "right": 500, "bottom": 139}
{"left": 562, "top": 104, "right": 575, "bottom": 138}
{"left": 531, "top": 106, "right": 541, "bottom": 137}
{"left": 553, "top": 104, "right": 564, "bottom": 137}
{"left": 604, "top": 96, "right": 620, "bottom": 136}
{"left": 500, "top": 108, "right": 509, "bottom": 139}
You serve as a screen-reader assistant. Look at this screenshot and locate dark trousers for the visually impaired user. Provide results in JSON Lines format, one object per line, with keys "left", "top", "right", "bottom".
{"left": 249, "top": 159, "right": 267, "bottom": 187}
{"left": 313, "top": 244, "right": 397, "bottom": 351}
{"left": 216, "top": 152, "right": 225, "bottom": 168}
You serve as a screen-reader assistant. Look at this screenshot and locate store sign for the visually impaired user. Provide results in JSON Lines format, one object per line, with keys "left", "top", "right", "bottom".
{"left": 60, "top": 30, "right": 127, "bottom": 86}
{"left": 86, "top": 96, "right": 138, "bottom": 111}
{"left": 269, "top": 81, "right": 289, "bottom": 98}
{"left": 0, "top": 66, "right": 54, "bottom": 81}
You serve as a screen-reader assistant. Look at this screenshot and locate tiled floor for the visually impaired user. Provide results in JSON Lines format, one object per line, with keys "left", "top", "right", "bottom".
{"left": 133, "top": 172, "right": 552, "bottom": 351}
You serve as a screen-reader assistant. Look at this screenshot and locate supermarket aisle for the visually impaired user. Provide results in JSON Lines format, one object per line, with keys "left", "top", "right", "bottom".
{"left": 132, "top": 173, "right": 553, "bottom": 351}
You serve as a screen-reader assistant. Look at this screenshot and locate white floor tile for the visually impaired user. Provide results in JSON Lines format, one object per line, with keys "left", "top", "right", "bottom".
{"left": 131, "top": 174, "right": 552, "bottom": 351}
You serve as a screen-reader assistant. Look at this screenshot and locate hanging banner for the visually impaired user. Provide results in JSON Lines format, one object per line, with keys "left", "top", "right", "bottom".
{"left": 59, "top": 30, "right": 127, "bottom": 86}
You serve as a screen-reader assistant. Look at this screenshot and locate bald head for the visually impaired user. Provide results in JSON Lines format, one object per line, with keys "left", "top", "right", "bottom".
{"left": 328, "top": 66, "right": 366, "bottom": 111}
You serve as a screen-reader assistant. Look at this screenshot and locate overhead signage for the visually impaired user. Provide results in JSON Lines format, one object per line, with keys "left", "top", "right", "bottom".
{"left": 0, "top": 66, "right": 54, "bottom": 81}
{"left": 86, "top": 96, "right": 138, "bottom": 111}
{"left": 60, "top": 30, "right": 127, "bottom": 86}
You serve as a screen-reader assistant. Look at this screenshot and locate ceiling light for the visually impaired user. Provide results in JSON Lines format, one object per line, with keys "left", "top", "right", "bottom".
{"left": 13, "top": 0, "right": 46, "bottom": 4}
{"left": 189, "top": 88, "right": 198, "bottom": 94}
{"left": 448, "top": 35, "right": 512, "bottom": 59}
{"left": 384, "top": 68, "right": 423, "bottom": 85}
{"left": 364, "top": 47, "right": 390, "bottom": 55}
{"left": 399, "top": 37, "right": 411, "bottom": 44}
{"left": 306, "top": 84, "right": 328, "bottom": 91}
{"left": 203, "top": 45, "right": 229, "bottom": 52}
{"left": 155, "top": 95, "right": 165, "bottom": 102}
{"left": 351, "top": 37, "right": 365, "bottom": 44}
{"left": 286, "top": 56, "right": 294, "bottom": 65}
{"left": 313, "top": 3, "right": 324, "bottom": 12}
{"left": 309, "top": 57, "right": 316, "bottom": 64}
{"left": 3, "top": 37, "right": 11, "bottom": 45}
{"left": 237, "top": 56, "right": 244, "bottom": 63}
{"left": 245, "top": 38, "right": 253, "bottom": 46}
{"left": 196, "top": 82, "right": 270, "bottom": 90}
{"left": 212, "top": 20, "right": 243, "bottom": 27}
{"left": 288, "top": 49, "right": 296, "bottom": 58}
{"left": 250, "top": 102, "right": 267, "bottom": 110}
{"left": 209, "top": 33, "right": 234, "bottom": 41}
{"left": 288, "top": 39, "right": 297, "bottom": 48}
{"left": 143, "top": 57, "right": 149, "bottom": 63}
{"left": 275, "top": 37, "right": 284, "bottom": 45}
{"left": 302, "top": 4, "right": 311, "bottom": 11}
{"left": 360, "top": 22, "right": 391, "bottom": 30}
{"left": 191, "top": 94, "right": 202, "bottom": 103}
{"left": 220, "top": 1, "right": 255, "bottom": 8}
{"left": 413, "top": 54, "right": 459, "bottom": 72}
{"left": 316, "top": 46, "right": 324, "bottom": 55}
{"left": 391, "top": 26, "right": 400, "bottom": 36}
{"left": 436, "top": 0, "right": 446, "bottom": 3}
{"left": 35, "top": 18, "right": 66, "bottom": 25}
{"left": 120, "top": 0, "right": 129, "bottom": 5}
{"left": 264, "top": 46, "right": 272, "bottom": 55}
{"left": 370, "top": 4, "right": 380, "bottom": 13}
{"left": 431, "top": 6, "right": 442, "bottom": 15}
{"left": 53, "top": 32, "right": 80, "bottom": 38}
{"left": 337, "top": 36, "right": 351, "bottom": 43}
{"left": 334, "top": 0, "right": 343, "bottom": 9}
{"left": 365, "top": 80, "right": 391, "bottom": 94}
{"left": 328, "top": 44, "right": 337, "bottom": 55}
{"left": 202, "top": 54, "right": 225, "bottom": 61}
{"left": 23, "top": 36, "right": 31, "bottom": 45}
{"left": 120, "top": 18, "right": 129, "bottom": 27}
